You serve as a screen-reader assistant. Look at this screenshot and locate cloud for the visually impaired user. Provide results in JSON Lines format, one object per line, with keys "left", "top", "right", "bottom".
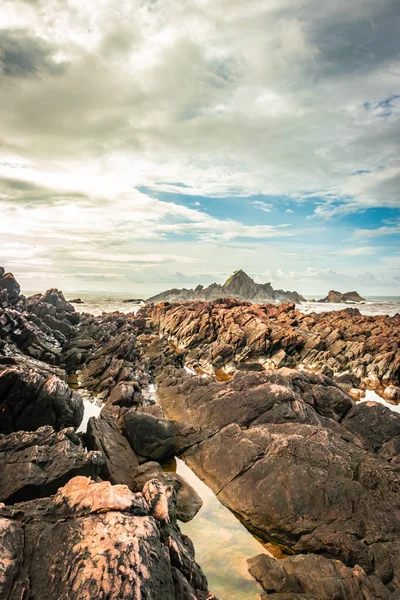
{"left": 330, "top": 246, "right": 378, "bottom": 256}
{"left": 0, "top": 0, "right": 398, "bottom": 212}
{"left": 0, "top": 0, "right": 399, "bottom": 293}
{"left": 251, "top": 200, "right": 273, "bottom": 212}
{"left": 352, "top": 219, "right": 400, "bottom": 239}
{"left": 0, "top": 29, "right": 67, "bottom": 78}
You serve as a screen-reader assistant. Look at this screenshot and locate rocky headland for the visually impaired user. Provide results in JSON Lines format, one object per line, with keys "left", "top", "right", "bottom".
{"left": 318, "top": 290, "right": 366, "bottom": 304}
{"left": 147, "top": 269, "right": 305, "bottom": 305}
{"left": 1, "top": 266, "right": 400, "bottom": 599}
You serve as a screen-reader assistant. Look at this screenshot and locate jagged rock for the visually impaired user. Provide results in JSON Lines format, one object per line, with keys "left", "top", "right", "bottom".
{"left": 0, "top": 357, "right": 83, "bottom": 434}
{"left": 86, "top": 414, "right": 139, "bottom": 488}
{"left": 0, "top": 426, "right": 103, "bottom": 504}
{"left": 0, "top": 476, "right": 212, "bottom": 600}
{"left": 140, "top": 299, "right": 400, "bottom": 387}
{"left": 0, "top": 269, "right": 20, "bottom": 305}
{"left": 147, "top": 270, "right": 305, "bottom": 304}
{"left": 318, "top": 290, "right": 366, "bottom": 303}
{"left": 123, "top": 410, "right": 177, "bottom": 461}
{"left": 248, "top": 553, "right": 390, "bottom": 598}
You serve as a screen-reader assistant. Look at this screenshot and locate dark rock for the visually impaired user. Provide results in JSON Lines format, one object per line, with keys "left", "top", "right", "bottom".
{"left": 0, "top": 358, "right": 84, "bottom": 434}
{"left": 318, "top": 290, "right": 366, "bottom": 303}
{"left": 86, "top": 414, "right": 139, "bottom": 488}
{"left": 147, "top": 269, "right": 305, "bottom": 304}
{"left": 123, "top": 410, "right": 177, "bottom": 461}
{"left": 0, "top": 270, "right": 20, "bottom": 304}
{"left": 342, "top": 401, "right": 400, "bottom": 451}
{"left": 156, "top": 365, "right": 400, "bottom": 590}
{"left": 0, "top": 426, "right": 103, "bottom": 504}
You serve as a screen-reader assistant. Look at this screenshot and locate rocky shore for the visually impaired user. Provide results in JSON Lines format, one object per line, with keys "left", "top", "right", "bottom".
{"left": 0, "top": 269, "right": 215, "bottom": 600}
{"left": 1, "top": 266, "right": 400, "bottom": 599}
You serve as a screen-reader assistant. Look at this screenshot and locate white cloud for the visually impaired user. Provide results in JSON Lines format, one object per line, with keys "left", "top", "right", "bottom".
{"left": 352, "top": 220, "right": 400, "bottom": 239}
{"left": 0, "top": 0, "right": 398, "bottom": 212}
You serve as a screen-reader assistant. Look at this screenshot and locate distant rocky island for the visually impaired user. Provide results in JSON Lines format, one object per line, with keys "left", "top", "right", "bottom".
{"left": 318, "top": 290, "right": 366, "bottom": 304}
{"left": 147, "top": 269, "right": 306, "bottom": 304}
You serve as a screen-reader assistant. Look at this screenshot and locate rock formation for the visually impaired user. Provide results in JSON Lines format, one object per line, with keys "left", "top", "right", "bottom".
{"left": 147, "top": 269, "right": 305, "bottom": 304}
{"left": 318, "top": 290, "right": 366, "bottom": 303}
{"left": 2, "top": 264, "right": 400, "bottom": 599}
{"left": 140, "top": 298, "right": 400, "bottom": 388}
{"left": 0, "top": 476, "right": 214, "bottom": 600}
{"left": 0, "top": 266, "right": 215, "bottom": 600}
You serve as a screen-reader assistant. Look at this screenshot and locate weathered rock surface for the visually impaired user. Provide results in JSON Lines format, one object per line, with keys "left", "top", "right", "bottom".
{"left": 147, "top": 269, "right": 305, "bottom": 304}
{"left": 133, "top": 461, "right": 203, "bottom": 522}
{"left": 123, "top": 410, "right": 177, "bottom": 461}
{"left": 86, "top": 414, "right": 139, "bottom": 488}
{"left": 0, "top": 356, "right": 83, "bottom": 433}
{"left": 63, "top": 310, "right": 150, "bottom": 403}
{"left": 0, "top": 269, "right": 20, "bottom": 304}
{"left": 248, "top": 553, "right": 390, "bottom": 599}
{"left": 156, "top": 365, "right": 400, "bottom": 593}
{"left": 140, "top": 298, "right": 400, "bottom": 387}
{"left": 0, "top": 426, "right": 103, "bottom": 504}
{"left": 318, "top": 290, "right": 366, "bottom": 304}
{"left": 0, "top": 476, "right": 214, "bottom": 600}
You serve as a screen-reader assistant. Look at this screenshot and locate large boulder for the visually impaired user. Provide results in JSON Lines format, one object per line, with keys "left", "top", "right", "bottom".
{"left": 0, "top": 476, "right": 213, "bottom": 600}
{"left": 0, "top": 269, "right": 20, "bottom": 305}
{"left": 0, "top": 426, "right": 103, "bottom": 504}
{"left": 157, "top": 366, "right": 400, "bottom": 592}
{"left": 123, "top": 410, "right": 176, "bottom": 461}
{"left": 342, "top": 401, "right": 400, "bottom": 452}
{"left": 0, "top": 357, "right": 84, "bottom": 433}
{"left": 248, "top": 553, "right": 390, "bottom": 598}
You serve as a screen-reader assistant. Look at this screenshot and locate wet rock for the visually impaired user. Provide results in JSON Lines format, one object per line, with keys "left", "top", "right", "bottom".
{"left": 0, "top": 358, "right": 83, "bottom": 434}
{"left": 0, "top": 426, "right": 103, "bottom": 504}
{"left": 123, "top": 410, "right": 177, "bottom": 461}
{"left": 86, "top": 414, "right": 139, "bottom": 488}
{"left": 0, "top": 476, "right": 212, "bottom": 600}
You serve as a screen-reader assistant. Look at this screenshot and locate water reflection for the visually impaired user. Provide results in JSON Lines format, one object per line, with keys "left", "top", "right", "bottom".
{"left": 172, "top": 458, "right": 265, "bottom": 600}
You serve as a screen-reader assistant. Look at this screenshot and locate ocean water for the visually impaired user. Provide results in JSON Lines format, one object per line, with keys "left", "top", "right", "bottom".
{"left": 299, "top": 296, "right": 400, "bottom": 317}
{"left": 69, "top": 293, "right": 400, "bottom": 318}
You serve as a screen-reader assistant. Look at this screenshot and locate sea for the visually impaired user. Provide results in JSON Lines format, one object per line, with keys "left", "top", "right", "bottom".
{"left": 66, "top": 293, "right": 400, "bottom": 318}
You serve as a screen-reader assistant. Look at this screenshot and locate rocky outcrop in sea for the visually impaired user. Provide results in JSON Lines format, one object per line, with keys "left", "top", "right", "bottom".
{"left": 318, "top": 290, "right": 366, "bottom": 303}
{"left": 1, "top": 265, "right": 400, "bottom": 599}
{"left": 147, "top": 269, "right": 306, "bottom": 305}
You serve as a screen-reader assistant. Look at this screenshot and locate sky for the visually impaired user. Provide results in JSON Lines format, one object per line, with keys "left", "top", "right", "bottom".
{"left": 1, "top": 0, "right": 399, "bottom": 297}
